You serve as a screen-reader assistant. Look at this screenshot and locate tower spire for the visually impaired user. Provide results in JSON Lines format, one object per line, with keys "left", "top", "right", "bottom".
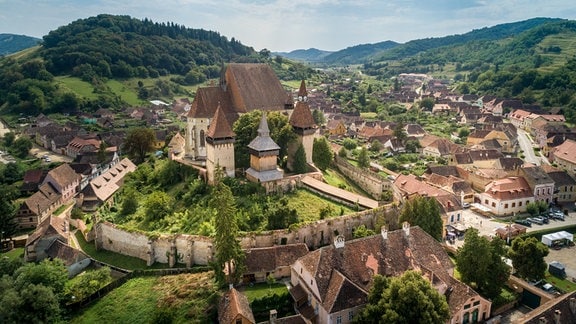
{"left": 298, "top": 80, "right": 308, "bottom": 102}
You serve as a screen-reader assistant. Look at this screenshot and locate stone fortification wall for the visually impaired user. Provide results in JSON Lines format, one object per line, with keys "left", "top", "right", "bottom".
{"left": 334, "top": 156, "right": 391, "bottom": 199}
{"left": 93, "top": 206, "right": 388, "bottom": 266}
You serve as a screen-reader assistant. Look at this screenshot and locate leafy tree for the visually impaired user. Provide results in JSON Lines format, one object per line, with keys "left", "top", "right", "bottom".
{"left": 357, "top": 147, "right": 370, "bottom": 168}
{"left": 393, "top": 122, "right": 407, "bottom": 144}
{"left": 143, "top": 191, "right": 173, "bottom": 223}
{"left": 312, "top": 137, "right": 333, "bottom": 171}
{"left": 369, "top": 139, "right": 383, "bottom": 152}
{"left": 123, "top": 128, "right": 156, "bottom": 164}
{"left": 292, "top": 143, "right": 307, "bottom": 174}
{"left": 211, "top": 181, "right": 245, "bottom": 286}
{"left": 355, "top": 271, "right": 450, "bottom": 324}
{"left": 353, "top": 224, "right": 375, "bottom": 238}
{"left": 13, "top": 258, "right": 68, "bottom": 296}
{"left": 342, "top": 138, "right": 357, "bottom": 150}
{"left": 120, "top": 189, "right": 138, "bottom": 216}
{"left": 399, "top": 196, "right": 443, "bottom": 240}
{"left": 456, "top": 228, "right": 509, "bottom": 299}
{"left": 0, "top": 184, "right": 18, "bottom": 241}
{"left": 2, "top": 132, "right": 15, "bottom": 148}
{"left": 508, "top": 237, "right": 549, "bottom": 281}
{"left": 11, "top": 136, "right": 32, "bottom": 159}
{"left": 420, "top": 97, "right": 435, "bottom": 111}
{"left": 65, "top": 267, "right": 112, "bottom": 300}
{"left": 312, "top": 109, "right": 325, "bottom": 125}
{"left": 338, "top": 146, "right": 348, "bottom": 158}
{"left": 404, "top": 139, "right": 421, "bottom": 153}
{"left": 267, "top": 199, "right": 298, "bottom": 230}
{"left": 526, "top": 201, "right": 539, "bottom": 216}
{"left": 0, "top": 283, "right": 61, "bottom": 323}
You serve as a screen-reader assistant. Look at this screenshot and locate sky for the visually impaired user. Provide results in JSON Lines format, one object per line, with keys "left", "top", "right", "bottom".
{"left": 1, "top": 0, "right": 576, "bottom": 52}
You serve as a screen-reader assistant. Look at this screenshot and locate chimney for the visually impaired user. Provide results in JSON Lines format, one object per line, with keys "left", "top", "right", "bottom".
{"left": 402, "top": 222, "right": 410, "bottom": 237}
{"left": 334, "top": 235, "right": 345, "bottom": 249}
{"left": 381, "top": 226, "right": 388, "bottom": 240}
{"left": 554, "top": 310, "right": 561, "bottom": 324}
{"left": 269, "top": 309, "right": 277, "bottom": 324}
{"left": 570, "top": 298, "right": 576, "bottom": 315}
{"left": 538, "top": 317, "right": 547, "bottom": 324}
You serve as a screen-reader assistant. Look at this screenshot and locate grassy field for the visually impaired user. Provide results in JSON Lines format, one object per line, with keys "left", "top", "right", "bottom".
{"left": 537, "top": 31, "right": 576, "bottom": 73}
{"left": 0, "top": 247, "right": 24, "bottom": 261}
{"left": 239, "top": 282, "right": 288, "bottom": 302}
{"left": 71, "top": 272, "right": 218, "bottom": 323}
{"left": 286, "top": 189, "right": 355, "bottom": 223}
{"left": 55, "top": 76, "right": 100, "bottom": 100}
{"left": 106, "top": 79, "right": 143, "bottom": 106}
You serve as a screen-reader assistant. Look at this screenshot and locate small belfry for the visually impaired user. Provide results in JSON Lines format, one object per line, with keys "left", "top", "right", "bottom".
{"left": 206, "top": 104, "right": 236, "bottom": 185}
{"left": 245, "top": 111, "right": 284, "bottom": 184}
{"left": 288, "top": 80, "right": 318, "bottom": 170}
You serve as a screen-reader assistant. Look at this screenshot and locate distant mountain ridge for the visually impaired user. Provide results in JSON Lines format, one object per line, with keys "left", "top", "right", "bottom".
{"left": 276, "top": 17, "right": 563, "bottom": 65}
{"left": 0, "top": 34, "right": 42, "bottom": 55}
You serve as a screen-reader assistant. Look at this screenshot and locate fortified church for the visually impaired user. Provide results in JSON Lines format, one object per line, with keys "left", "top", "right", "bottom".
{"left": 183, "top": 63, "right": 318, "bottom": 185}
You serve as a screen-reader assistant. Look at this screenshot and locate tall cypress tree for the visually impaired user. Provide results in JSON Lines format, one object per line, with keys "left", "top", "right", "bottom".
{"left": 211, "top": 180, "right": 245, "bottom": 286}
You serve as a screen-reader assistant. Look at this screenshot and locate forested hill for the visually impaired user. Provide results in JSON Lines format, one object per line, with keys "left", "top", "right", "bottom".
{"left": 0, "top": 34, "right": 41, "bottom": 56}
{"left": 40, "top": 14, "right": 257, "bottom": 78}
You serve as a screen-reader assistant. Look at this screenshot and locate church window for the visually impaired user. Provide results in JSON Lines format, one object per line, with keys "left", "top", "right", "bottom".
{"left": 200, "top": 130, "right": 205, "bottom": 147}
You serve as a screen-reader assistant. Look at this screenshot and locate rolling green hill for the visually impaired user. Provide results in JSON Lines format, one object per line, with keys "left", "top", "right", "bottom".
{"left": 0, "top": 34, "right": 42, "bottom": 56}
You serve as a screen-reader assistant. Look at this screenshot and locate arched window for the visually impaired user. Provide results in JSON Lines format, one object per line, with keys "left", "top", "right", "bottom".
{"left": 200, "top": 130, "right": 205, "bottom": 147}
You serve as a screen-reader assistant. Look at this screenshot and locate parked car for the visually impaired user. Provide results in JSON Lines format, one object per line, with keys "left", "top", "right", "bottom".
{"left": 527, "top": 217, "right": 543, "bottom": 225}
{"left": 514, "top": 219, "right": 532, "bottom": 227}
{"left": 462, "top": 202, "right": 471, "bottom": 208}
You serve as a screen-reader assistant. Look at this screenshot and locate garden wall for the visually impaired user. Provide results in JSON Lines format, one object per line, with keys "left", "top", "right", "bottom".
{"left": 334, "top": 156, "right": 391, "bottom": 199}
{"left": 93, "top": 206, "right": 388, "bottom": 266}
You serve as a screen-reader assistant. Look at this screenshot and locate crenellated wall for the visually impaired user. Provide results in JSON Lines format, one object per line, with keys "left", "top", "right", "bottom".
{"left": 92, "top": 206, "right": 389, "bottom": 266}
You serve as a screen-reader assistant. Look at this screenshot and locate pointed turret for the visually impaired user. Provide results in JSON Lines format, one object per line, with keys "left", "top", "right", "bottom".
{"left": 297, "top": 79, "right": 308, "bottom": 102}
{"left": 248, "top": 111, "right": 280, "bottom": 153}
{"left": 206, "top": 103, "right": 235, "bottom": 144}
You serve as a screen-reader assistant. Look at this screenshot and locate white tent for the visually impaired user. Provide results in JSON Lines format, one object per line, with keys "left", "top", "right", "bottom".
{"left": 541, "top": 231, "right": 574, "bottom": 247}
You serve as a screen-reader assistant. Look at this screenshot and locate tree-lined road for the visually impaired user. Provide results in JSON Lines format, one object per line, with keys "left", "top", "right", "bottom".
{"left": 517, "top": 129, "right": 541, "bottom": 165}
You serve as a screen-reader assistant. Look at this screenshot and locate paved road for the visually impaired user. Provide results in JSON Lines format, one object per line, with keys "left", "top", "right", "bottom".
{"left": 517, "top": 129, "right": 541, "bottom": 165}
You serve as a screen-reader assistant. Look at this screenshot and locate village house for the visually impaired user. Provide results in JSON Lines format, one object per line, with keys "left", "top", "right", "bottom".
{"left": 450, "top": 149, "right": 504, "bottom": 169}
{"left": 289, "top": 225, "right": 491, "bottom": 324}
{"left": 550, "top": 139, "right": 576, "bottom": 175}
{"left": 422, "top": 138, "right": 464, "bottom": 159}
{"left": 517, "top": 166, "right": 555, "bottom": 204}
{"left": 24, "top": 215, "right": 69, "bottom": 262}
{"left": 42, "top": 163, "right": 81, "bottom": 202}
{"left": 542, "top": 165, "right": 576, "bottom": 205}
{"left": 392, "top": 174, "right": 463, "bottom": 228}
{"left": 218, "top": 287, "right": 256, "bottom": 324}
{"left": 243, "top": 243, "right": 309, "bottom": 283}
{"left": 66, "top": 136, "right": 101, "bottom": 159}
{"left": 79, "top": 158, "right": 137, "bottom": 211}
{"left": 477, "top": 177, "right": 534, "bottom": 216}
{"left": 15, "top": 182, "right": 61, "bottom": 229}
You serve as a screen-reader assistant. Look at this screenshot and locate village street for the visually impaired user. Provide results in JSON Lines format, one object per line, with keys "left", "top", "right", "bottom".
{"left": 517, "top": 129, "right": 542, "bottom": 165}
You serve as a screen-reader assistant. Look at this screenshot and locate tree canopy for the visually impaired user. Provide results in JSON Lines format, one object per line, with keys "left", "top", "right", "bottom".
{"left": 211, "top": 180, "right": 245, "bottom": 286}
{"left": 312, "top": 137, "right": 333, "bottom": 171}
{"left": 456, "top": 228, "right": 509, "bottom": 299}
{"left": 399, "top": 196, "right": 443, "bottom": 241}
{"left": 355, "top": 271, "right": 450, "bottom": 323}
{"left": 123, "top": 127, "right": 156, "bottom": 164}
{"left": 508, "top": 236, "right": 549, "bottom": 281}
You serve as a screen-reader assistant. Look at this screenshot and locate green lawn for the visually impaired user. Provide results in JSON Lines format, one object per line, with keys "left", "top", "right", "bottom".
{"left": 0, "top": 247, "right": 24, "bottom": 261}
{"left": 239, "top": 282, "right": 288, "bottom": 302}
{"left": 545, "top": 271, "right": 576, "bottom": 293}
